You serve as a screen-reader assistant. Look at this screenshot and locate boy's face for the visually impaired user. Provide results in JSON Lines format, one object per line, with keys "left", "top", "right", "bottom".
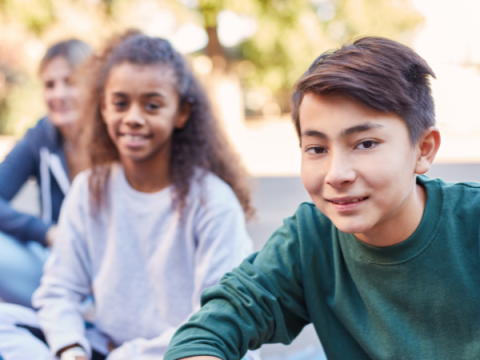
{"left": 300, "top": 93, "right": 422, "bottom": 242}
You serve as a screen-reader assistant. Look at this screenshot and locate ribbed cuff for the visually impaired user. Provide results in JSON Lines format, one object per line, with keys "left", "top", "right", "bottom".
{"left": 164, "top": 344, "right": 226, "bottom": 360}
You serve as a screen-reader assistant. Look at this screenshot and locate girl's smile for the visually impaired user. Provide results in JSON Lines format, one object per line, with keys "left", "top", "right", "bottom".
{"left": 118, "top": 132, "right": 153, "bottom": 149}
{"left": 102, "top": 62, "right": 189, "bottom": 164}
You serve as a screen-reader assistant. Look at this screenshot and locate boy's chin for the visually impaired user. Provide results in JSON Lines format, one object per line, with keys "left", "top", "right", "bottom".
{"left": 331, "top": 218, "right": 373, "bottom": 235}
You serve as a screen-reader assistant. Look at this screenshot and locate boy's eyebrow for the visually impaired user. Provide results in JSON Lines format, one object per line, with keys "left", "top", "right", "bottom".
{"left": 301, "top": 123, "right": 383, "bottom": 139}
{"left": 342, "top": 123, "right": 383, "bottom": 137}
{"left": 301, "top": 130, "right": 328, "bottom": 139}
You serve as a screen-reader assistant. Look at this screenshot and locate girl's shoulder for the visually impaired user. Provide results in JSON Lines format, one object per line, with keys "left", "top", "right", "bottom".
{"left": 189, "top": 168, "right": 241, "bottom": 209}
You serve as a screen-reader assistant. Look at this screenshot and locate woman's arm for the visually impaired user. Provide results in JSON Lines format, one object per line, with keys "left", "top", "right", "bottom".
{"left": 0, "top": 130, "right": 51, "bottom": 244}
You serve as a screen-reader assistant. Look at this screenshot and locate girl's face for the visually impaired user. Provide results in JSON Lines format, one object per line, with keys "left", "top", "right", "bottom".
{"left": 101, "top": 62, "right": 189, "bottom": 163}
{"left": 40, "top": 56, "right": 81, "bottom": 128}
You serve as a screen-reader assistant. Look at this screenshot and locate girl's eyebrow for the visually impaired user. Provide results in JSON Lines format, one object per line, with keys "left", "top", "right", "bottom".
{"left": 143, "top": 92, "right": 165, "bottom": 98}
{"left": 110, "top": 92, "right": 165, "bottom": 99}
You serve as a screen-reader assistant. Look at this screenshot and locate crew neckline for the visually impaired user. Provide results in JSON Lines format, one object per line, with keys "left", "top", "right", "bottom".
{"left": 113, "top": 163, "right": 172, "bottom": 210}
{"left": 343, "top": 176, "right": 444, "bottom": 265}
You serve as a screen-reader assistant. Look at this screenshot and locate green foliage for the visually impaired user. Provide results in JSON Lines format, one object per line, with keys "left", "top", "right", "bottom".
{"left": 182, "top": 0, "right": 423, "bottom": 110}
{"left": 1, "top": 0, "right": 55, "bottom": 35}
{"left": 198, "top": 0, "right": 225, "bottom": 27}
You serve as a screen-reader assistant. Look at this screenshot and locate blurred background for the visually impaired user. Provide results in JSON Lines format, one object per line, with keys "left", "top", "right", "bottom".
{"left": 2, "top": 1, "right": 480, "bottom": 359}
{"left": 4, "top": 0, "right": 480, "bottom": 175}
{"left": 2, "top": 0, "right": 480, "bottom": 171}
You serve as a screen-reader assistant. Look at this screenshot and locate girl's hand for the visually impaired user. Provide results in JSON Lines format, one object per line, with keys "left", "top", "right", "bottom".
{"left": 45, "top": 225, "right": 58, "bottom": 247}
{"left": 75, "top": 357, "right": 87, "bottom": 360}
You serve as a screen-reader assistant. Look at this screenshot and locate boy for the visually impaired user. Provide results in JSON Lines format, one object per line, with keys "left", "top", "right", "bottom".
{"left": 164, "top": 37, "right": 480, "bottom": 360}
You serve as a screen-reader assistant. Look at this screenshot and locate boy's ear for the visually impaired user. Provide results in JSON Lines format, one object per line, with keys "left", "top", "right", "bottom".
{"left": 174, "top": 102, "right": 191, "bottom": 129}
{"left": 415, "top": 126, "right": 441, "bottom": 175}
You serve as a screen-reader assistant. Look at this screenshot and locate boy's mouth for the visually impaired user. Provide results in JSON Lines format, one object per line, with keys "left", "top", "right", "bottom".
{"left": 328, "top": 196, "right": 369, "bottom": 205}
{"left": 325, "top": 196, "right": 369, "bottom": 212}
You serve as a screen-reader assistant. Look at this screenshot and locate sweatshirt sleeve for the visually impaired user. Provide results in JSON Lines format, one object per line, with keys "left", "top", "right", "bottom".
{"left": 106, "top": 181, "right": 253, "bottom": 360}
{"left": 0, "top": 132, "right": 50, "bottom": 244}
{"left": 32, "top": 172, "right": 93, "bottom": 357}
{"left": 164, "top": 213, "right": 311, "bottom": 360}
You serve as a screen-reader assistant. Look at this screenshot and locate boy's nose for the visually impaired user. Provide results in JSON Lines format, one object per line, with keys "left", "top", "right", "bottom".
{"left": 324, "top": 153, "right": 356, "bottom": 189}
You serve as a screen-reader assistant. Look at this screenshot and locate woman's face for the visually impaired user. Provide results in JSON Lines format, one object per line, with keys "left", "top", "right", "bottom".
{"left": 40, "top": 56, "right": 81, "bottom": 128}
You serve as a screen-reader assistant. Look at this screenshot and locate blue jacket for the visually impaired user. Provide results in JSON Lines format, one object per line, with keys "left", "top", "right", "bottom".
{"left": 0, "top": 117, "right": 70, "bottom": 245}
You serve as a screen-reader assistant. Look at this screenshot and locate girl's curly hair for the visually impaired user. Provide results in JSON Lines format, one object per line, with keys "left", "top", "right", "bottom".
{"left": 82, "top": 30, "right": 253, "bottom": 217}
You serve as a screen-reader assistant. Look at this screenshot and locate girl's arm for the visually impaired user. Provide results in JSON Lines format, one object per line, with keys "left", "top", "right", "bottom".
{"left": 32, "top": 173, "right": 93, "bottom": 358}
{"left": 0, "top": 130, "right": 51, "bottom": 244}
{"left": 106, "top": 184, "right": 253, "bottom": 360}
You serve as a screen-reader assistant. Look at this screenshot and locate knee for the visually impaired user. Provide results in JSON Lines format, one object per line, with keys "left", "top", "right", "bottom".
{"left": 0, "top": 304, "right": 38, "bottom": 327}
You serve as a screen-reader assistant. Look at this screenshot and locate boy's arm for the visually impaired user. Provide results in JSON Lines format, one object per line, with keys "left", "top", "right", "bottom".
{"left": 165, "top": 214, "right": 311, "bottom": 360}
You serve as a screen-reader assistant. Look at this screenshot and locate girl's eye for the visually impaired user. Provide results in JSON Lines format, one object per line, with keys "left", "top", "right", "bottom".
{"left": 146, "top": 103, "right": 160, "bottom": 111}
{"left": 114, "top": 101, "right": 127, "bottom": 109}
{"left": 356, "top": 140, "right": 378, "bottom": 150}
{"left": 306, "top": 147, "right": 327, "bottom": 155}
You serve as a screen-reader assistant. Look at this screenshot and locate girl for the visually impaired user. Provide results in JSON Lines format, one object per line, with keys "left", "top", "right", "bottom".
{"left": 0, "top": 32, "right": 254, "bottom": 360}
{"left": 0, "top": 39, "right": 91, "bottom": 307}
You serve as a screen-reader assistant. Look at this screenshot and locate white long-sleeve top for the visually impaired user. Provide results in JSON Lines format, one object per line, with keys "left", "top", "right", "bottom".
{"left": 32, "top": 163, "right": 253, "bottom": 359}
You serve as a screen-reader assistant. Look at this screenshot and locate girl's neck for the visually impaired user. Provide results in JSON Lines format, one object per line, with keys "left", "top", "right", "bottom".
{"left": 121, "top": 151, "right": 171, "bottom": 193}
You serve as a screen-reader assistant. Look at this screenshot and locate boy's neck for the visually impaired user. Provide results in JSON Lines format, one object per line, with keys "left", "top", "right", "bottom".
{"left": 354, "top": 182, "right": 427, "bottom": 247}
{"left": 121, "top": 152, "right": 171, "bottom": 193}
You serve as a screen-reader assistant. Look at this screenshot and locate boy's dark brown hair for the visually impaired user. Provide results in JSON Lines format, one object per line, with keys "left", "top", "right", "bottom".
{"left": 292, "top": 36, "right": 436, "bottom": 143}
{"left": 82, "top": 31, "right": 253, "bottom": 217}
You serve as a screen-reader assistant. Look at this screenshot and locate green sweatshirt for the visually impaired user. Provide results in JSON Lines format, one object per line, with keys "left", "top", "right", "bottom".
{"left": 165, "top": 176, "right": 480, "bottom": 360}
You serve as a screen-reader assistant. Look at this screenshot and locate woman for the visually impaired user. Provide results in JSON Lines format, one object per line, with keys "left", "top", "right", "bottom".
{"left": 0, "top": 39, "right": 91, "bottom": 307}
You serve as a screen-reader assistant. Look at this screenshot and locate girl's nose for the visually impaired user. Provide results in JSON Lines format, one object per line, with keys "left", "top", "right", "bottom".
{"left": 324, "top": 152, "right": 356, "bottom": 189}
{"left": 124, "top": 104, "right": 146, "bottom": 126}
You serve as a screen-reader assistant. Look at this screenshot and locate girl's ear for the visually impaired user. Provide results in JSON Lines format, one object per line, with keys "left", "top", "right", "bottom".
{"left": 415, "top": 126, "right": 441, "bottom": 175}
{"left": 174, "top": 102, "right": 191, "bottom": 129}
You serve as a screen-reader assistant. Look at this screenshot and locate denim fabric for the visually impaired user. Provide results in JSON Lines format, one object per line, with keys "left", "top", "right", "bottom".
{"left": 0, "top": 231, "right": 49, "bottom": 307}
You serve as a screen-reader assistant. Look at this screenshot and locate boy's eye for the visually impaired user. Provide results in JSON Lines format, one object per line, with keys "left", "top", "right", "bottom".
{"left": 356, "top": 140, "right": 378, "bottom": 150}
{"left": 306, "top": 146, "right": 327, "bottom": 155}
{"left": 45, "top": 81, "right": 54, "bottom": 89}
